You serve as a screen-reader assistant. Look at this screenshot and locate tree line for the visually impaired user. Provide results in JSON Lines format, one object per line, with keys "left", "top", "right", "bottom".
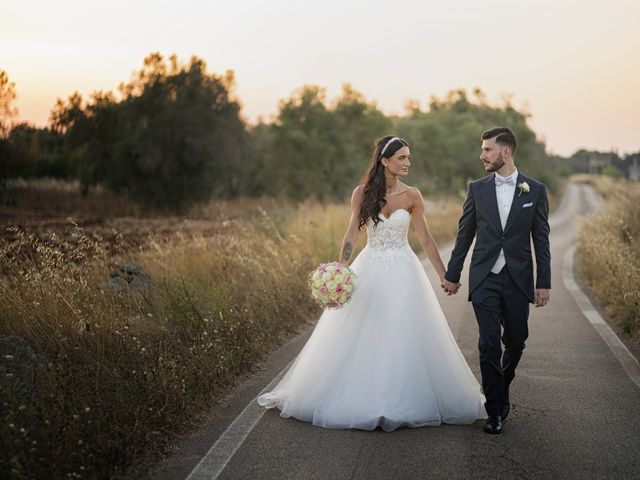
{"left": 3, "top": 53, "right": 625, "bottom": 211}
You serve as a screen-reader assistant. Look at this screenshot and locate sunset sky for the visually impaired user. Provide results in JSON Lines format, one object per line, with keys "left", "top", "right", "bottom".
{"left": 2, "top": 0, "right": 639, "bottom": 156}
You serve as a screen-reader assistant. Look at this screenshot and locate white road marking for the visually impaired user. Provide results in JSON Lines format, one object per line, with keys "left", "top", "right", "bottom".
{"left": 563, "top": 246, "right": 640, "bottom": 390}
{"left": 185, "top": 360, "right": 293, "bottom": 480}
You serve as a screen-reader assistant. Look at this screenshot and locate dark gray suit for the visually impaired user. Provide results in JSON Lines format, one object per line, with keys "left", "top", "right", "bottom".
{"left": 445, "top": 172, "right": 551, "bottom": 415}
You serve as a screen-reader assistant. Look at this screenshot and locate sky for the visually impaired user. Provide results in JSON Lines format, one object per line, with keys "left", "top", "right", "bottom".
{"left": 2, "top": 0, "right": 639, "bottom": 156}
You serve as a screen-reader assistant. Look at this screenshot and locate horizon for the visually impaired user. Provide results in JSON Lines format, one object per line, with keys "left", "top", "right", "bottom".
{"left": 2, "top": 0, "right": 639, "bottom": 157}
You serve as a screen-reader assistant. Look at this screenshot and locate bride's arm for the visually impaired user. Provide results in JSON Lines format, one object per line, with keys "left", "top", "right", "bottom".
{"left": 339, "top": 185, "right": 364, "bottom": 264}
{"left": 409, "top": 188, "right": 446, "bottom": 282}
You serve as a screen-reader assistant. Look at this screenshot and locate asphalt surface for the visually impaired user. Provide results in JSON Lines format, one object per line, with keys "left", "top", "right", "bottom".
{"left": 149, "top": 183, "right": 640, "bottom": 480}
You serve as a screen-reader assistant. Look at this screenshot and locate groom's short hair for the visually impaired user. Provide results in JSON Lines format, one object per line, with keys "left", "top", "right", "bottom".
{"left": 482, "top": 127, "right": 517, "bottom": 157}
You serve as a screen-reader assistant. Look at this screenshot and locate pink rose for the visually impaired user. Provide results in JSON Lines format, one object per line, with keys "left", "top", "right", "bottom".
{"left": 336, "top": 285, "right": 344, "bottom": 293}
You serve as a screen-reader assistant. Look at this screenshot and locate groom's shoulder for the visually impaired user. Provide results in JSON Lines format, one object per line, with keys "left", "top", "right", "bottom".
{"left": 520, "top": 173, "right": 546, "bottom": 190}
{"left": 469, "top": 174, "right": 493, "bottom": 188}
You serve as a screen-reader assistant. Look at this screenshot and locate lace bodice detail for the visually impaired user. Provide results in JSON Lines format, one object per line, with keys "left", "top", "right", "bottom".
{"left": 366, "top": 208, "right": 411, "bottom": 251}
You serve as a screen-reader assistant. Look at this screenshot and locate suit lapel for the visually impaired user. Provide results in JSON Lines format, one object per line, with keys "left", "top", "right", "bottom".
{"left": 480, "top": 174, "right": 503, "bottom": 234}
{"left": 504, "top": 173, "right": 528, "bottom": 235}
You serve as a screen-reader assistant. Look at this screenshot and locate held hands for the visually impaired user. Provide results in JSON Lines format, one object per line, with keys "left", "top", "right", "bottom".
{"left": 535, "top": 288, "right": 550, "bottom": 308}
{"left": 441, "top": 278, "right": 461, "bottom": 296}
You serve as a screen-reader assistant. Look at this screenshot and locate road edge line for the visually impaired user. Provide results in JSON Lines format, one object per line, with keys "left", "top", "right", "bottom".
{"left": 184, "top": 359, "right": 294, "bottom": 480}
{"left": 563, "top": 245, "right": 640, "bottom": 390}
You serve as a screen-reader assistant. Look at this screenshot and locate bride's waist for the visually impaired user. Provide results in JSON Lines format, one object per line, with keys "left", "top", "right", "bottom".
{"left": 363, "top": 242, "right": 412, "bottom": 255}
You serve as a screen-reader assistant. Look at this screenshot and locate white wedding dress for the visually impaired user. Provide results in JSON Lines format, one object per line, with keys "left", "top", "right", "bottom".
{"left": 258, "top": 208, "right": 486, "bottom": 431}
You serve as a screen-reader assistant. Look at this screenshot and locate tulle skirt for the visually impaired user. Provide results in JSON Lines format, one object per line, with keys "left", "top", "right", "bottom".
{"left": 258, "top": 244, "right": 486, "bottom": 431}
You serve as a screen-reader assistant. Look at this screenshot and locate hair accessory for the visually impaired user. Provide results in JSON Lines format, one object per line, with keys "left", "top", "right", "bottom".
{"left": 380, "top": 137, "right": 401, "bottom": 157}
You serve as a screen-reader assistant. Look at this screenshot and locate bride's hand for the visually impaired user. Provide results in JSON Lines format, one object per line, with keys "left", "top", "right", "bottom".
{"left": 441, "top": 279, "right": 461, "bottom": 295}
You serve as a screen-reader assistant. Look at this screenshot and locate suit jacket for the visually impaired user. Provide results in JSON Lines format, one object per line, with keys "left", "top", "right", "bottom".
{"left": 445, "top": 172, "right": 551, "bottom": 302}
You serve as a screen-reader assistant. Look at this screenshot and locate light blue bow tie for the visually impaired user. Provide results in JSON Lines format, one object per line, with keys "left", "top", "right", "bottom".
{"left": 495, "top": 176, "right": 515, "bottom": 186}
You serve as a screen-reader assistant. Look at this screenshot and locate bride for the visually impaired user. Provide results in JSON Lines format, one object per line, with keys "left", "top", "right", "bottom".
{"left": 258, "top": 136, "right": 486, "bottom": 431}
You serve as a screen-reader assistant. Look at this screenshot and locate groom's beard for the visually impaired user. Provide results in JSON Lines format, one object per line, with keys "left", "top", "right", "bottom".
{"left": 485, "top": 151, "right": 505, "bottom": 172}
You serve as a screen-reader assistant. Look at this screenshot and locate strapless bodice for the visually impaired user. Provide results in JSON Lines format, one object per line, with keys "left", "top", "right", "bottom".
{"left": 366, "top": 208, "right": 411, "bottom": 251}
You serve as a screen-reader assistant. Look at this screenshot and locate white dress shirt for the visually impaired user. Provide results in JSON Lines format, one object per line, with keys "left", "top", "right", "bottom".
{"left": 490, "top": 169, "right": 518, "bottom": 274}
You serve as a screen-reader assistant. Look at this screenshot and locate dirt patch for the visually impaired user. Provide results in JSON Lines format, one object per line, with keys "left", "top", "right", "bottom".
{"left": 0, "top": 179, "right": 264, "bottom": 256}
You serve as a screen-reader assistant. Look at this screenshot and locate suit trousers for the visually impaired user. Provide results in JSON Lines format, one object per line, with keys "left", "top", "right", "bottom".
{"left": 471, "top": 266, "right": 530, "bottom": 415}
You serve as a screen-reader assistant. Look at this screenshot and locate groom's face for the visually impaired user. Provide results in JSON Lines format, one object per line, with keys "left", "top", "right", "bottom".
{"left": 480, "top": 138, "right": 505, "bottom": 172}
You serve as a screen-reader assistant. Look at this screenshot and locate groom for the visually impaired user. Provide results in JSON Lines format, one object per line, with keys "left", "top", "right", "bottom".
{"left": 443, "top": 127, "right": 551, "bottom": 435}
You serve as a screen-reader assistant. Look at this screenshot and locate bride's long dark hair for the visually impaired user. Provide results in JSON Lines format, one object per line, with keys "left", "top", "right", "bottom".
{"left": 358, "top": 135, "right": 409, "bottom": 230}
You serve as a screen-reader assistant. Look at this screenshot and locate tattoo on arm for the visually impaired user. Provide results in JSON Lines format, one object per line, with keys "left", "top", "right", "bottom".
{"left": 342, "top": 242, "right": 353, "bottom": 261}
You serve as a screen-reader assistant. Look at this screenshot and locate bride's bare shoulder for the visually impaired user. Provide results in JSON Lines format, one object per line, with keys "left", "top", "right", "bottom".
{"left": 352, "top": 184, "right": 365, "bottom": 198}
{"left": 350, "top": 184, "right": 365, "bottom": 208}
{"left": 403, "top": 185, "right": 423, "bottom": 199}
{"left": 403, "top": 186, "right": 425, "bottom": 212}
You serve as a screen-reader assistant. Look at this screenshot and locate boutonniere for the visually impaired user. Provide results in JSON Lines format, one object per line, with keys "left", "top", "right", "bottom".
{"left": 517, "top": 181, "right": 530, "bottom": 197}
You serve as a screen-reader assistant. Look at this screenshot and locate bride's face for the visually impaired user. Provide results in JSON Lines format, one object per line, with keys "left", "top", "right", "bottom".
{"left": 383, "top": 146, "right": 411, "bottom": 176}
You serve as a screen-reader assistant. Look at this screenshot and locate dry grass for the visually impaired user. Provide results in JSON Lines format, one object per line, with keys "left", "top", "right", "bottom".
{"left": 0, "top": 189, "right": 462, "bottom": 480}
{"left": 574, "top": 175, "right": 640, "bottom": 341}
{"left": 0, "top": 209, "right": 330, "bottom": 479}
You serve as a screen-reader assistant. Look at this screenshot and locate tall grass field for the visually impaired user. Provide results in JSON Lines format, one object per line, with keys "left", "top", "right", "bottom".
{"left": 574, "top": 174, "right": 640, "bottom": 341}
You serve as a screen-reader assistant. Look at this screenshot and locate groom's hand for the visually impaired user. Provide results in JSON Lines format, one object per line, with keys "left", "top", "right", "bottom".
{"left": 535, "top": 288, "right": 550, "bottom": 308}
{"left": 442, "top": 279, "right": 461, "bottom": 296}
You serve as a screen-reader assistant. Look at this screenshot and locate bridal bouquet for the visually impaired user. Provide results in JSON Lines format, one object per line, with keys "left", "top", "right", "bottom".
{"left": 308, "top": 262, "right": 357, "bottom": 309}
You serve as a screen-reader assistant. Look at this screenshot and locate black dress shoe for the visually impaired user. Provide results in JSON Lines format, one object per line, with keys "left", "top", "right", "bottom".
{"left": 501, "top": 402, "right": 511, "bottom": 421}
{"left": 483, "top": 414, "right": 503, "bottom": 434}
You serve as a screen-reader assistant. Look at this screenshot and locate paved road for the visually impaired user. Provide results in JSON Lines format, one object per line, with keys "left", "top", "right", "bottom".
{"left": 151, "top": 183, "right": 640, "bottom": 480}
